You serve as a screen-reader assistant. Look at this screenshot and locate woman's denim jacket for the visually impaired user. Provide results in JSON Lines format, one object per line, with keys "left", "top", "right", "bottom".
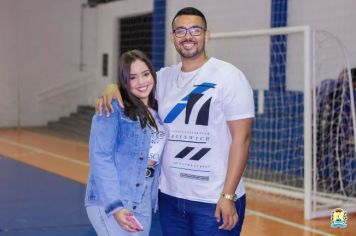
{"left": 85, "top": 100, "right": 160, "bottom": 215}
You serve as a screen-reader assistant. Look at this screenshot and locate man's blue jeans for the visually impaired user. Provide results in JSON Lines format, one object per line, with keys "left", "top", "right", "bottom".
{"left": 158, "top": 191, "right": 246, "bottom": 236}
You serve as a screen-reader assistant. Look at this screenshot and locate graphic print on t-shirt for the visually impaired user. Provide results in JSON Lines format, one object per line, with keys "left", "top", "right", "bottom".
{"left": 163, "top": 82, "right": 216, "bottom": 125}
{"left": 175, "top": 146, "right": 211, "bottom": 161}
{"left": 163, "top": 82, "right": 216, "bottom": 175}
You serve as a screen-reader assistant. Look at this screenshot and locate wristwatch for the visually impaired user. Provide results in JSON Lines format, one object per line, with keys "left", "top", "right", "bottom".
{"left": 220, "top": 193, "right": 237, "bottom": 202}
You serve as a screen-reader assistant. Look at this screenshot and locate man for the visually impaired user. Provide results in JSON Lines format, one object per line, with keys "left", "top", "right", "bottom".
{"left": 97, "top": 7, "right": 254, "bottom": 236}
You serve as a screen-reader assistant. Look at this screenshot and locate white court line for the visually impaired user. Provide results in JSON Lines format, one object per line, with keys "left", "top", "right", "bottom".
{"left": 0, "top": 137, "right": 89, "bottom": 167}
{"left": 246, "top": 209, "right": 336, "bottom": 236}
{"left": 0, "top": 137, "right": 337, "bottom": 236}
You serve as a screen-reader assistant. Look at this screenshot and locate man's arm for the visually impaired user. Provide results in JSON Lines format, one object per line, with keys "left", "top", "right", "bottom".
{"left": 214, "top": 117, "right": 253, "bottom": 230}
{"left": 96, "top": 84, "right": 122, "bottom": 116}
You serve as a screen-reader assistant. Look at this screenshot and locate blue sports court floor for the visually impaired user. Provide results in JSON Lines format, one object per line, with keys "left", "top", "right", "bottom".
{"left": 0, "top": 155, "right": 162, "bottom": 236}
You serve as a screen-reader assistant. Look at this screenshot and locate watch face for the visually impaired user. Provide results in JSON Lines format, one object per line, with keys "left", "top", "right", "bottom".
{"left": 222, "top": 193, "right": 237, "bottom": 202}
{"left": 229, "top": 194, "right": 237, "bottom": 201}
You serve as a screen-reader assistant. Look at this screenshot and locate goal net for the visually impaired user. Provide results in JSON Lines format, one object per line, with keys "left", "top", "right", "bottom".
{"left": 203, "top": 26, "right": 356, "bottom": 219}
{"left": 312, "top": 30, "right": 356, "bottom": 218}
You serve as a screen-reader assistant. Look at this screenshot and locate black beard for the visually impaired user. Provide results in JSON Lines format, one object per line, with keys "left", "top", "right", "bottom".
{"left": 176, "top": 40, "right": 205, "bottom": 59}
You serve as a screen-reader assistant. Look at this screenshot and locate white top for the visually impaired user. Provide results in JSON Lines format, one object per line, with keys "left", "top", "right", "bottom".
{"left": 148, "top": 109, "right": 167, "bottom": 164}
{"left": 155, "top": 57, "right": 255, "bottom": 203}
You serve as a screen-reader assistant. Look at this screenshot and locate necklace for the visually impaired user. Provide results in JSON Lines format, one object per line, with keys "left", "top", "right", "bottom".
{"left": 175, "top": 68, "right": 202, "bottom": 89}
{"left": 175, "top": 58, "right": 209, "bottom": 89}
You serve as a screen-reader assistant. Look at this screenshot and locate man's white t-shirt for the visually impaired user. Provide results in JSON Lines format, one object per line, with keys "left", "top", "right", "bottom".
{"left": 156, "top": 57, "right": 255, "bottom": 203}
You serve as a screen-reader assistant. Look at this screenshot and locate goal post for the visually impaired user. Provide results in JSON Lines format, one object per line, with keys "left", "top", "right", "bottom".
{"left": 169, "top": 26, "right": 356, "bottom": 220}
{"left": 311, "top": 29, "right": 356, "bottom": 219}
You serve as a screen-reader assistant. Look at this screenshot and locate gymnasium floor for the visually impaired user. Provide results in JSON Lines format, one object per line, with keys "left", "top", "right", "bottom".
{"left": 0, "top": 128, "right": 354, "bottom": 236}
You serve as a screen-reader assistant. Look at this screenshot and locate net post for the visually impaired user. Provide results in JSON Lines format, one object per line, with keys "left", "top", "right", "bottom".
{"left": 303, "top": 25, "right": 313, "bottom": 220}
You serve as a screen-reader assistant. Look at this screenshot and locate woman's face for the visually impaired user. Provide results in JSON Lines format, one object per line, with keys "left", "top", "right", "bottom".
{"left": 128, "top": 59, "right": 154, "bottom": 105}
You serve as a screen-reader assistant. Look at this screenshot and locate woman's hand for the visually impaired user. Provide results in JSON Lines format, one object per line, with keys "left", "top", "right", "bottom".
{"left": 114, "top": 208, "right": 141, "bottom": 232}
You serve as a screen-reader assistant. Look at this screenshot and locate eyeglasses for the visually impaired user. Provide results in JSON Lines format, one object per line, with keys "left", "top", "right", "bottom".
{"left": 172, "top": 26, "right": 206, "bottom": 38}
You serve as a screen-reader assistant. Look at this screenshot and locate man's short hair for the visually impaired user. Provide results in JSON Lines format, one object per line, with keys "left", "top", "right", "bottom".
{"left": 172, "top": 7, "right": 207, "bottom": 30}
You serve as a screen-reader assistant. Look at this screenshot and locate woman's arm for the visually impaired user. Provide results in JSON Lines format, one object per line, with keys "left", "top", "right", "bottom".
{"left": 91, "top": 101, "right": 143, "bottom": 232}
{"left": 89, "top": 100, "right": 122, "bottom": 215}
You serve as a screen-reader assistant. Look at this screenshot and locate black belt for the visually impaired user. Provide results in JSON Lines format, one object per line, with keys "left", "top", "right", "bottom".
{"left": 146, "top": 167, "right": 155, "bottom": 178}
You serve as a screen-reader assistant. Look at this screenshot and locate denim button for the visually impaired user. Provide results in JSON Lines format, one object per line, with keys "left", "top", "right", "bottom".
{"left": 136, "top": 183, "right": 140, "bottom": 187}
{"left": 139, "top": 157, "right": 144, "bottom": 160}
{"left": 133, "top": 206, "right": 137, "bottom": 210}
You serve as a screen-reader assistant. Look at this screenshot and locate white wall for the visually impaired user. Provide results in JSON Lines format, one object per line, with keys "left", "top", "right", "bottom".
{"left": 0, "top": 0, "right": 98, "bottom": 127}
{"left": 0, "top": 0, "right": 19, "bottom": 127}
{"left": 289, "top": 0, "right": 356, "bottom": 84}
{"left": 0, "top": 0, "right": 154, "bottom": 127}
{"left": 289, "top": 0, "right": 356, "bottom": 66}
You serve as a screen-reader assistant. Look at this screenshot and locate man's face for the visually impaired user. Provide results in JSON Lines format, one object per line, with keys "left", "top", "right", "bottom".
{"left": 171, "top": 15, "right": 208, "bottom": 59}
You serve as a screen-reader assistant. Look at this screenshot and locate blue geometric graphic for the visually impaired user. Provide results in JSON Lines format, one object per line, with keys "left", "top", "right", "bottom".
{"left": 164, "top": 82, "right": 216, "bottom": 123}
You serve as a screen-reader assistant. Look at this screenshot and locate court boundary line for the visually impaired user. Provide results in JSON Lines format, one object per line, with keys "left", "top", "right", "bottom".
{"left": 23, "top": 129, "right": 89, "bottom": 148}
{"left": 0, "top": 136, "right": 336, "bottom": 236}
{"left": 0, "top": 137, "right": 89, "bottom": 167}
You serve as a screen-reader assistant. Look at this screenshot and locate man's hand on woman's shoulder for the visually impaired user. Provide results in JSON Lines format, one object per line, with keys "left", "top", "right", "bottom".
{"left": 96, "top": 84, "right": 122, "bottom": 117}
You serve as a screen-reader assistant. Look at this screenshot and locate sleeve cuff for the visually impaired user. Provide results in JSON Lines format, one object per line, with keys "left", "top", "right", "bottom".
{"left": 226, "top": 113, "right": 254, "bottom": 121}
{"left": 105, "top": 199, "right": 124, "bottom": 215}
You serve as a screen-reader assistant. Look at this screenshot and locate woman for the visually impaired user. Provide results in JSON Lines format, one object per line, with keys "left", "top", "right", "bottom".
{"left": 85, "top": 50, "right": 166, "bottom": 236}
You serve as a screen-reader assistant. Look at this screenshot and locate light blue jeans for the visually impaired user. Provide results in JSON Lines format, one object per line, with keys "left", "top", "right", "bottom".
{"left": 87, "top": 177, "right": 153, "bottom": 236}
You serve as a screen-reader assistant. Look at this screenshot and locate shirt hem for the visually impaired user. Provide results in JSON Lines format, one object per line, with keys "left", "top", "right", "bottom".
{"left": 159, "top": 189, "right": 246, "bottom": 204}
{"left": 226, "top": 113, "right": 254, "bottom": 121}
